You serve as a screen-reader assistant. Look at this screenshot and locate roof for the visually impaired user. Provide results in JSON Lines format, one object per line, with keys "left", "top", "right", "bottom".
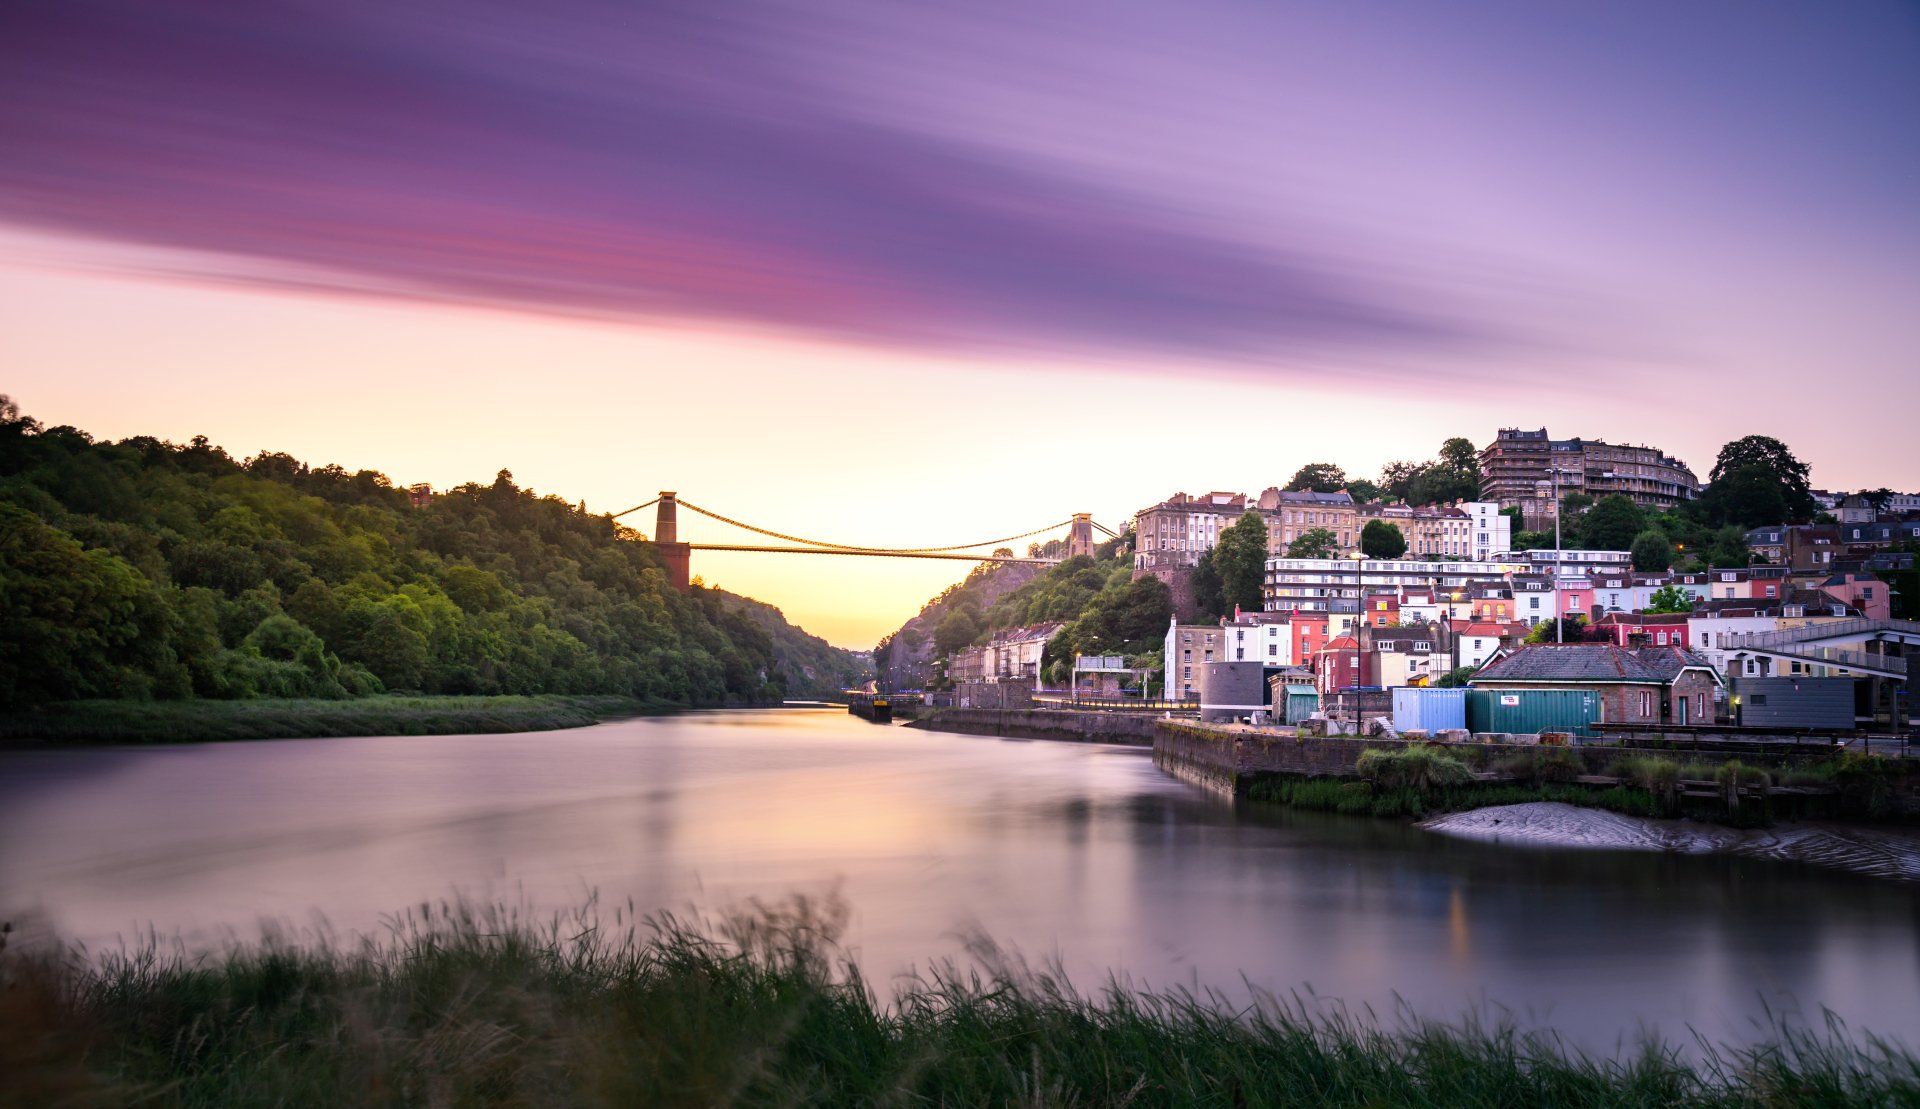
{"left": 1455, "top": 621, "right": 1527, "bottom": 637}
{"left": 1369, "top": 625, "right": 1438, "bottom": 648}
{"left": 1633, "top": 644, "right": 1719, "bottom": 684}
{"left": 1471, "top": 644, "right": 1703, "bottom": 685}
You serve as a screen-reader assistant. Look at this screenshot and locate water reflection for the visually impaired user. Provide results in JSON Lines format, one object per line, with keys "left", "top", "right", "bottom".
{"left": 0, "top": 708, "right": 1915, "bottom": 1051}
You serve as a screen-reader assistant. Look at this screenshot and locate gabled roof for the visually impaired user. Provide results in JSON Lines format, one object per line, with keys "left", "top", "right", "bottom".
{"left": 1471, "top": 643, "right": 1713, "bottom": 685}
{"left": 1633, "top": 644, "right": 1719, "bottom": 684}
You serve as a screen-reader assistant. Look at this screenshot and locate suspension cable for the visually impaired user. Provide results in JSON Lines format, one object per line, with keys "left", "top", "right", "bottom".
{"left": 676, "top": 499, "right": 1073, "bottom": 554}
{"left": 607, "top": 497, "right": 661, "bottom": 519}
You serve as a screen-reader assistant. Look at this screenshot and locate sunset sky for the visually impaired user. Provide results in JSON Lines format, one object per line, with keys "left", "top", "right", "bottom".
{"left": 4, "top": 1, "right": 1917, "bottom": 647}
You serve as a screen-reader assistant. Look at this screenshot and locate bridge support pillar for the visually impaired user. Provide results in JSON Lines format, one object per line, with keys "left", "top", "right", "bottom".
{"left": 656, "top": 491, "right": 691, "bottom": 590}
{"left": 1067, "top": 513, "right": 1095, "bottom": 558}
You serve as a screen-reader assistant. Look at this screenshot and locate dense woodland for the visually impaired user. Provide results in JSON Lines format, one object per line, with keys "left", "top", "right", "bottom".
{"left": 0, "top": 398, "right": 864, "bottom": 708}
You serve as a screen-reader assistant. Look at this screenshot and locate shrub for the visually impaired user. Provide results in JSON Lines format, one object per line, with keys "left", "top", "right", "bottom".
{"left": 1615, "top": 756, "right": 1682, "bottom": 814}
{"left": 1356, "top": 746, "right": 1474, "bottom": 793}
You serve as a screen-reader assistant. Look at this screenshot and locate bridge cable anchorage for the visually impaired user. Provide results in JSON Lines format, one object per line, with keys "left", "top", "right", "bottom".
{"left": 672, "top": 499, "right": 1075, "bottom": 555}
{"left": 608, "top": 497, "right": 661, "bottom": 519}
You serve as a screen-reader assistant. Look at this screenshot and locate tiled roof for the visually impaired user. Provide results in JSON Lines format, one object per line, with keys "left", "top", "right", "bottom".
{"left": 1634, "top": 645, "right": 1717, "bottom": 683}
{"left": 1473, "top": 644, "right": 1670, "bottom": 684}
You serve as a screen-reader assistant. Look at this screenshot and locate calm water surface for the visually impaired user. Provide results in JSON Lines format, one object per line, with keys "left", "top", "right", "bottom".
{"left": 3, "top": 708, "right": 1917, "bottom": 1051}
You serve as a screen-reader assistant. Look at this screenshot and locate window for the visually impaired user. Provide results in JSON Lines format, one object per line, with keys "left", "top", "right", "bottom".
{"left": 1182, "top": 666, "right": 1191, "bottom": 679}
{"left": 1638, "top": 690, "right": 1652, "bottom": 717}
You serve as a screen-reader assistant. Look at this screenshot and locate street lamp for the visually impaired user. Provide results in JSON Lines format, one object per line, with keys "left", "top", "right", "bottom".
{"left": 1348, "top": 551, "right": 1366, "bottom": 723}
{"left": 1546, "top": 465, "right": 1581, "bottom": 644}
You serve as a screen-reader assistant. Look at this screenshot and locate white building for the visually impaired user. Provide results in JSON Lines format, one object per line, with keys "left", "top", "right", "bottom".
{"left": 1264, "top": 557, "right": 1527, "bottom": 613}
{"left": 1512, "top": 549, "right": 1632, "bottom": 572}
{"left": 1462, "top": 501, "right": 1511, "bottom": 561}
{"left": 1222, "top": 612, "right": 1294, "bottom": 666}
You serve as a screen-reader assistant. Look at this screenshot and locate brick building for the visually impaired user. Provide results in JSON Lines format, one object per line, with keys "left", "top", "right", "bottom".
{"left": 1471, "top": 643, "right": 1721, "bottom": 726}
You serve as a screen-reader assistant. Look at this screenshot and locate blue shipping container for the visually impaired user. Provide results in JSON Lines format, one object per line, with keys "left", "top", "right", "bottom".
{"left": 1392, "top": 687, "right": 1467, "bottom": 733}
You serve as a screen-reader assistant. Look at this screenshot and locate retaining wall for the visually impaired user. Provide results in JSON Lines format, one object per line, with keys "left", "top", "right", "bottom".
{"left": 909, "top": 708, "right": 1159, "bottom": 745}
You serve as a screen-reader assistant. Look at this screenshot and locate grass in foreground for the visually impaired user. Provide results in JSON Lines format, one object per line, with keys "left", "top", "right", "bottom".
{"left": 0, "top": 695, "right": 668, "bottom": 745}
{"left": 2, "top": 897, "right": 1915, "bottom": 1107}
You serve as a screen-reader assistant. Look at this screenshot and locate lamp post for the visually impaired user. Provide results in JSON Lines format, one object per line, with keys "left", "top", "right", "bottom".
{"left": 1547, "top": 464, "right": 1581, "bottom": 644}
{"left": 1349, "top": 551, "right": 1367, "bottom": 723}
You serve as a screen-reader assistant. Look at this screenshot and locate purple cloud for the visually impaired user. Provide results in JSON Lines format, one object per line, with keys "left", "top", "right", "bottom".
{"left": 0, "top": 0, "right": 1487, "bottom": 363}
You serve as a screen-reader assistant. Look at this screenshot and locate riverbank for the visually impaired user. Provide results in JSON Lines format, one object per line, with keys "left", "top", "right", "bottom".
{"left": 0, "top": 695, "right": 674, "bottom": 746}
{"left": 1426, "top": 802, "right": 1920, "bottom": 882}
{"left": 6, "top": 895, "right": 1914, "bottom": 1106}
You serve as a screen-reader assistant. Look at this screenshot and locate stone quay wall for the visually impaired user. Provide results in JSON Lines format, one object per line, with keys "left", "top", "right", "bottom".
{"left": 909, "top": 708, "right": 1160, "bottom": 746}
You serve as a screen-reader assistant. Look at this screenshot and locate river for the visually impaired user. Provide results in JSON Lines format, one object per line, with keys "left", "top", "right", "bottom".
{"left": 2, "top": 707, "right": 1916, "bottom": 1052}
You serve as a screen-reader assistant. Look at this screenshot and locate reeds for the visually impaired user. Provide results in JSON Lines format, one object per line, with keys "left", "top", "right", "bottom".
{"left": 5, "top": 896, "right": 1912, "bottom": 1106}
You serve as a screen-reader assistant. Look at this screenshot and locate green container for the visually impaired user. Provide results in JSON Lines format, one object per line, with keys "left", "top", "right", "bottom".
{"left": 1467, "top": 689, "right": 1602, "bottom": 737}
{"left": 1282, "top": 685, "right": 1319, "bottom": 725}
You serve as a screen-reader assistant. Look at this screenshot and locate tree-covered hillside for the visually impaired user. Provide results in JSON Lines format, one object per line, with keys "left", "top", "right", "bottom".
{"left": 0, "top": 398, "right": 864, "bottom": 707}
{"left": 874, "top": 533, "right": 1170, "bottom": 690}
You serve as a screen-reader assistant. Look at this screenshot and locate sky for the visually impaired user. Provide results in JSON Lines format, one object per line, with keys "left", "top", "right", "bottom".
{"left": 3, "top": 0, "right": 1917, "bottom": 647}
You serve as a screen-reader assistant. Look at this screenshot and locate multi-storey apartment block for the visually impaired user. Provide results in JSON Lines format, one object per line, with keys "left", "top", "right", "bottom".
{"left": 1480, "top": 428, "right": 1699, "bottom": 528}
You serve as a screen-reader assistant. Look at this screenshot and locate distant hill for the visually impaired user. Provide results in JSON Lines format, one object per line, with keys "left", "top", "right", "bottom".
{"left": 714, "top": 592, "right": 870, "bottom": 696}
{"left": 0, "top": 397, "right": 865, "bottom": 706}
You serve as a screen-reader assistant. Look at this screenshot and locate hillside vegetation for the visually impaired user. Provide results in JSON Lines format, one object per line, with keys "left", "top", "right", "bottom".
{"left": 876, "top": 536, "right": 1169, "bottom": 688}
{"left": 0, "top": 398, "right": 864, "bottom": 710}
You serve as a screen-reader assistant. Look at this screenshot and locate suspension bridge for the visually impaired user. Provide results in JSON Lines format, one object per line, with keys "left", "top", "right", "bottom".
{"left": 609, "top": 493, "right": 1122, "bottom": 589}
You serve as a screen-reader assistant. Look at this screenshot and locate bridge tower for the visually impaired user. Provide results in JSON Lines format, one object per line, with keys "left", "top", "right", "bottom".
{"left": 655, "top": 492, "right": 692, "bottom": 590}
{"left": 1066, "top": 513, "right": 1096, "bottom": 558}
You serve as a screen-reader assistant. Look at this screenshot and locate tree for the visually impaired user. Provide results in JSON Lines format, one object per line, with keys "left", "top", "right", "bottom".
{"left": 1709, "top": 436, "right": 1814, "bottom": 521}
{"left": 1435, "top": 665, "right": 1478, "bottom": 688}
{"left": 1701, "top": 464, "right": 1788, "bottom": 530}
{"left": 1286, "top": 527, "right": 1338, "bottom": 559}
{"left": 1360, "top": 519, "right": 1407, "bottom": 559}
{"left": 1423, "top": 436, "right": 1482, "bottom": 503}
{"left": 1526, "top": 616, "right": 1594, "bottom": 644}
{"left": 1630, "top": 529, "right": 1673, "bottom": 572}
{"left": 1285, "top": 463, "right": 1347, "bottom": 494}
{"left": 1190, "top": 548, "right": 1225, "bottom": 621}
{"left": 1344, "top": 478, "right": 1381, "bottom": 504}
{"left": 1708, "top": 525, "right": 1753, "bottom": 568}
{"left": 1646, "top": 585, "right": 1694, "bottom": 614}
{"left": 1213, "top": 512, "right": 1269, "bottom": 613}
{"left": 1578, "top": 495, "right": 1646, "bottom": 551}
{"left": 932, "top": 603, "right": 982, "bottom": 657}
{"left": 1379, "top": 460, "right": 1423, "bottom": 503}
{"left": 1560, "top": 492, "right": 1594, "bottom": 515}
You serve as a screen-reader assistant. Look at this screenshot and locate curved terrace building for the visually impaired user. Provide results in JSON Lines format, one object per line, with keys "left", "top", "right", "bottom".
{"left": 1480, "top": 428, "right": 1699, "bottom": 529}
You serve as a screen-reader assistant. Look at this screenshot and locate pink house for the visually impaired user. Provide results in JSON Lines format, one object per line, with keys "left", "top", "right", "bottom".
{"left": 1816, "top": 573, "right": 1891, "bottom": 620}
{"left": 1594, "top": 612, "right": 1692, "bottom": 649}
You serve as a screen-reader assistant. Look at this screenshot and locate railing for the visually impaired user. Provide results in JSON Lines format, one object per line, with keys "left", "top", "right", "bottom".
{"left": 1719, "top": 642, "right": 1908, "bottom": 678}
{"left": 1031, "top": 694, "right": 1198, "bottom": 712}
{"left": 1721, "top": 618, "right": 1920, "bottom": 651}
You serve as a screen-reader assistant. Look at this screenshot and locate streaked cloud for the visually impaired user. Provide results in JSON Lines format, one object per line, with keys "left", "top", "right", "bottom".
{"left": 0, "top": 0, "right": 1508, "bottom": 368}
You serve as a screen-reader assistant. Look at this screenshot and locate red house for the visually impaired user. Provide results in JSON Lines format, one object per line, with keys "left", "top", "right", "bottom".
{"left": 1311, "top": 634, "right": 1371, "bottom": 696}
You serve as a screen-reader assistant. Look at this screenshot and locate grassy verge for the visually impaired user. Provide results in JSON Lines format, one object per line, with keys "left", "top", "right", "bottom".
{"left": 3, "top": 896, "right": 1914, "bottom": 1107}
{"left": 0, "top": 695, "right": 673, "bottom": 746}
